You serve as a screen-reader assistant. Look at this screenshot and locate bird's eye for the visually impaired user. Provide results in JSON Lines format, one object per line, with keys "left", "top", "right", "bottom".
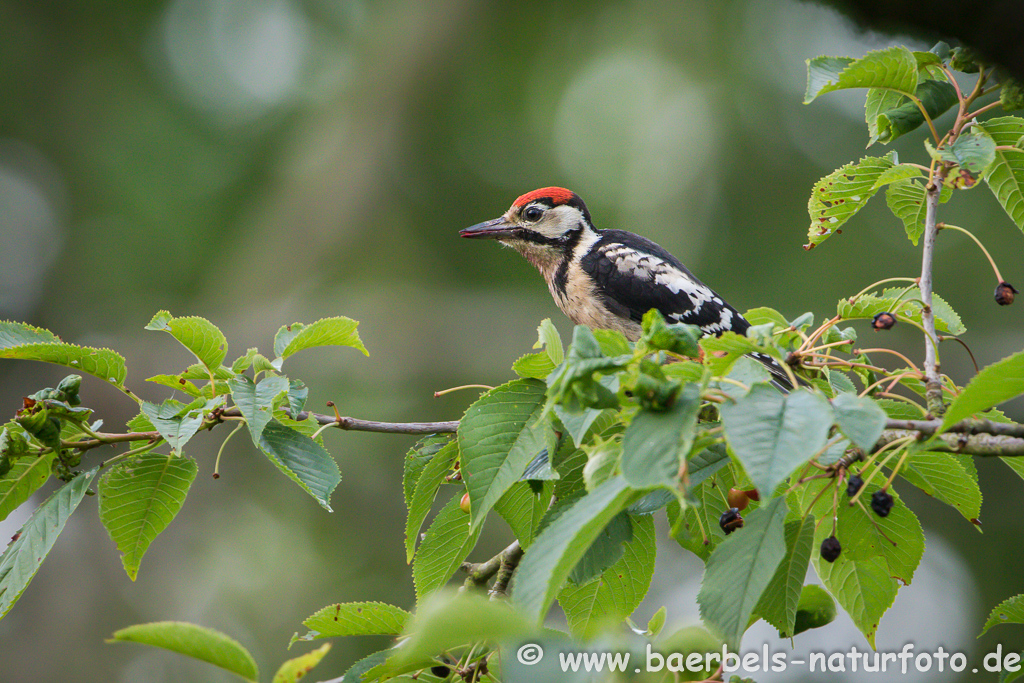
{"left": 523, "top": 205, "right": 544, "bottom": 222}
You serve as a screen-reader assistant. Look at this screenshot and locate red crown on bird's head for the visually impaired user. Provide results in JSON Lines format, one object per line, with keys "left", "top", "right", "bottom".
{"left": 513, "top": 187, "right": 577, "bottom": 208}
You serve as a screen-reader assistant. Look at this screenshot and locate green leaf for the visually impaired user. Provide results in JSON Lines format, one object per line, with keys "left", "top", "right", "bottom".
{"left": 646, "top": 606, "right": 667, "bottom": 637}
{"left": 814, "top": 555, "right": 895, "bottom": 648}
{"left": 1002, "top": 456, "right": 1024, "bottom": 484}
{"left": 512, "top": 477, "right": 638, "bottom": 623}
{"left": 943, "top": 350, "right": 1024, "bottom": 428}
{"left": 981, "top": 594, "right": 1024, "bottom": 636}
{"left": 805, "top": 47, "right": 918, "bottom": 104}
{"left": 870, "top": 163, "right": 924, "bottom": 190}
{"left": 272, "top": 643, "right": 331, "bottom": 683}
{"left": 494, "top": 480, "right": 552, "bottom": 549}
{"left": 593, "top": 328, "right": 633, "bottom": 356}
{"left": 459, "top": 379, "right": 552, "bottom": 533}
{"left": 394, "top": 591, "right": 534, "bottom": 670}
{"left": 512, "top": 352, "right": 555, "bottom": 379}
{"left": 668, "top": 462, "right": 737, "bottom": 562}
{"left": 140, "top": 399, "right": 211, "bottom": 453}
{"left": 1003, "top": 663, "right": 1024, "bottom": 683}
{"left": 900, "top": 451, "right": 981, "bottom": 524}
{"left": 721, "top": 386, "right": 833, "bottom": 497}
{"left": 258, "top": 419, "right": 341, "bottom": 511}
{"left": 688, "top": 443, "right": 731, "bottom": 486}
{"left": 554, "top": 386, "right": 614, "bottom": 447}
{"left": 145, "top": 374, "right": 204, "bottom": 398}
{"left": 387, "top": 593, "right": 536, "bottom": 671}
{"left": 885, "top": 178, "right": 953, "bottom": 245}
{"left": 229, "top": 375, "right": 290, "bottom": 445}
{"left": 99, "top": 454, "right": 198, "bottom": 580}
{"left": 559, "top": 513, "right": 656, "bottom": 638}
{"left": 299, "top": 601, "right": 410, "bottom": 639}
{"left": 145, "top": 311, "right": 228, "bottom": 374}
{"left": 287, "top": 380, "right": 308, "bottom": 415}
{"left": 413, "top": 493, "right": 483, "bottom": 598}
{"left": 179, "top": 363, "right": 234, "bottom": 380}
{"left": 0, "top": 321, "right": 128, "bottom": 388}
{"left": 791, "top": 584, "right": 838, "bottom": 636}
{"left": 948, "top": 132, "right": 998, "bottom": 181}
{"left": 0, "top": 452, "right": 55, "bottom": 523}
{"left": 109, "top": 621, "right": 258, "bottom": 682}
{"left": 547, "top": 326, "right": 630, "bottom": 411}
{"left": 274, "top": 317, "right": 367, "bottom": 360}
{"left": 832, "top": 392, "right": 887, "bottom": 450}
{"left": 339, "top": 649, "right": 393, "bottom": 683}
{"left": 568, "top": 510, "right": 632, "bottom": 586}
{"left": 231, "top": 348, "right": 259, "bottom": 373}
{"left": 404, "top": 439, "right": 459, "bottom": 562}
{"left": 699, "top": 332, "right": 781, "bottom": 379}
{"left": 0, "top": 320, "right": 59, "bottom": 347}
{"left": 805, "top": 156, "right": 894, "bottom": 249}
{"left": 755, "top": 515, "right": 815, "bottom": 637}
{"left": 865, "top": 88, "right": 907, "bottom": 144}
{"left": 799, "top": 477, "right": 924, "bottom": 646}
{"left": 697, "top": 496, "right": 789, "bottom": 649}
{"left": 535, "top": 318, "right": 564, "bottom": 366}
{"left": 976, "top": 116, "right": 1024, "bottom": 229}
{"left": 621, "top": 384, "right": 700, "bottom": 489}
{"left": 0, "top": 468, "right": 98, "bottom": 620}
{"left": 839, "top": 287, "right": 964, "bottom": 335}
{"left": 873, "top": 80, "right": 958, "bottom": 144}
{"left": 403, "top": 435, "right": 452, "bottom": 508}
{"left": 809, "top": 478, "right": 924, "bottom": 584}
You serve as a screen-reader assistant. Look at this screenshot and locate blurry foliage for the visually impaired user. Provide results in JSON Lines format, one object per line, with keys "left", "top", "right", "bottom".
{"left": 2, "top": 0, "right": 1024, "bottom": 681}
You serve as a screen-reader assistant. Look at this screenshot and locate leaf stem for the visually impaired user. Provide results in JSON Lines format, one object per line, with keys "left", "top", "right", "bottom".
{"left": 847, "top": 277, "right": 919, "bottom": 304}
{"left": 852, "top": 347, "right": 921, "bottom": 373}
{"left": 99, "top": 439, "right": 166, "bottom": 470}
{"left": 801, "top": 339, "right": 855, "bottom": 356}
{"left": 938, "top": 223, "right": 1005, "bottom": 282}
{"left": 213, "top": 421, "right": 244, "bottom": 479}
{"left": 905, "top": 92, "right": 942, "bottom": 144}
{"left": 849, "top": 436, "right": 915, "bottom": 505}
{"left": 434, "top": 384, "right": 494, "bottom": 398}
{"left": 965, "top": 100, "right": 1004, "bottom": 120}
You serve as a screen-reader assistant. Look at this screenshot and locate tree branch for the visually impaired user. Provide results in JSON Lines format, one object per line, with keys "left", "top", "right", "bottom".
{"left": 220, "top": 407, "right": 459, "bottom": 434}
{"left": 461, "top": 540, "right": 521, "bottom": 590}
{"left": 876, "top": 429, "right": 1024, "bottom": 457}
{"left": 919, "top": 173, "right": 945, "bottom": 416}
{"left": 886, "top": 418, "right": 1024, "bottom": 439}
{"left": 489, "top": 542, "right": 525, "bottom": 597}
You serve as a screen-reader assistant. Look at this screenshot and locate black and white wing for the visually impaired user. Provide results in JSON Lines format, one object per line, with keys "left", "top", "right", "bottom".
{"left": 580, "top": 230, "right": 792, "bottom": 390}
{"left": 580, "top": 230, "right": 749, "bottom": 336}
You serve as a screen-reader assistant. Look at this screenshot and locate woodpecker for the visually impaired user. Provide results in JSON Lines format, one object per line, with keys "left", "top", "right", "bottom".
{"left": 460, "top": 186, "right": 792, "bottom": 389}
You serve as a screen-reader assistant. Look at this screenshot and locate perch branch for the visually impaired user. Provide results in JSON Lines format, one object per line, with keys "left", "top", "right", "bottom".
{"left": 919, "top": 173, "right": 945, "bottom": 416}
{"left": 461, "top": 540, "right": 521, "bottom": 590}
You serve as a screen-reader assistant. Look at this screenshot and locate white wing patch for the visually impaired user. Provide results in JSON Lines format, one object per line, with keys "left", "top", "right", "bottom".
{"left": 601, "top": 241, "right": 719, "bottom": 309}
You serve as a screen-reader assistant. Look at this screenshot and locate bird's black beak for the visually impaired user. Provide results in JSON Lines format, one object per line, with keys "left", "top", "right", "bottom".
{"left": 459, "top": 216, "right": 517, "bottom": 240}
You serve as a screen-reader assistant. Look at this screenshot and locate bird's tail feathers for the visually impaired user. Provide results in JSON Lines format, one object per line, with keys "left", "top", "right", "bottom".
{"left": 749, "top": 352, "right": 795, "bottom": 393}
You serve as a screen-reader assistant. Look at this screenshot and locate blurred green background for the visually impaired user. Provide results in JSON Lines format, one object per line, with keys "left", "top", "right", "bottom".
{"left": 1, "top": 1, "right": 1022, "bottom": 680}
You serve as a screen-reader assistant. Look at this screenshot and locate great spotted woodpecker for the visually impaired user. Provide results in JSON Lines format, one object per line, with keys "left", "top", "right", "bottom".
{"left": 460, "top": 186, "right": 791, "bottom": 389}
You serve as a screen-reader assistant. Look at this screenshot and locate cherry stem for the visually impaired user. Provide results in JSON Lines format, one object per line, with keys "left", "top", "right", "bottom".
{"left": 938, "top": 223, "right": 1005, "bottom": 282}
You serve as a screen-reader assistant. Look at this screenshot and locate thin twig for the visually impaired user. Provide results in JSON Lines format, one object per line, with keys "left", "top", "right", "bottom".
{"left": 220, "top": 407, "right": 459, "bottom": 434}
{"left": 939, "top": 223, "right": 1005, "bottom": 282}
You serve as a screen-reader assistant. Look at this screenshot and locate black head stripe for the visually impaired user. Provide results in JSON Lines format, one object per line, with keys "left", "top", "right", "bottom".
{"left": 552, "top": 224, "right": 585, "bottom": 295}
